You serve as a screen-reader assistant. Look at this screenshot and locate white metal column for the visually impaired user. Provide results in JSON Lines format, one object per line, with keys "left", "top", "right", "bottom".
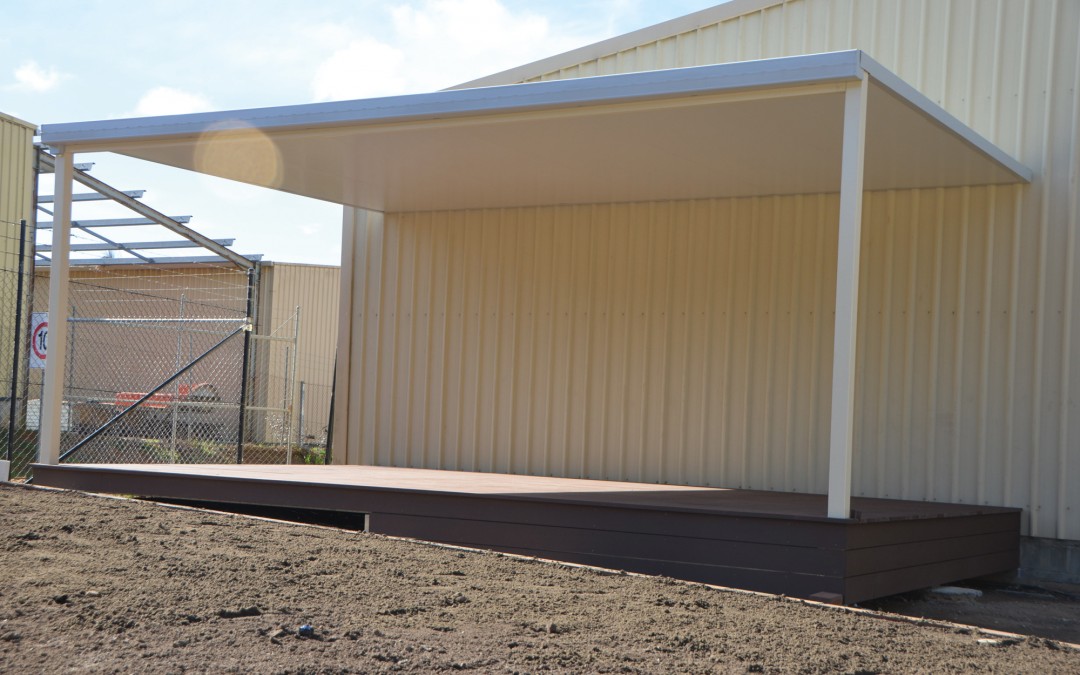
{"left": 39, "top": 150, "right": 74, "bottom": 465}
{"left": 827, "top": 79, "right": 868, "bottom": 519}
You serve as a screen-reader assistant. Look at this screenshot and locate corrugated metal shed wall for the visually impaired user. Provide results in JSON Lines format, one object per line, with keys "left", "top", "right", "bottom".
{"left": 0, "top": 113, "right": 36, "bottom": 400}
{"left": 0, "top": 113, "right": 34, "bottom": 239}
{"left": 519, "top": 0, "right": 1080, "bottom": 541}
{"left": 341, "top": 0, "right": 1080, "bottom": 540}
{"left": 344, "top": 199, "right": 839, "bottom": 486}
{"left": 258, "top": 263, "right": 339, "bottom": 442}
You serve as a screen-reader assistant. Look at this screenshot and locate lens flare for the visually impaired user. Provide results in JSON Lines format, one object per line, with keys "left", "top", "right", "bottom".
{"left": 193, "top": 121, "right": 283, "bottom": 189}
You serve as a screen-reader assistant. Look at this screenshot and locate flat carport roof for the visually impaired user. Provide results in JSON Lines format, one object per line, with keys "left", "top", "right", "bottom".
{"left": 40, "top": 50, "right": 1030, "bottom": 212}
{"left": 37, "top": 50, "right": 1031, "bottom": 521}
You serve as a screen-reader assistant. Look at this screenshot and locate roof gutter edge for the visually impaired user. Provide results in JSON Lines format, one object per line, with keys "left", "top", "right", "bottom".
{"left": 40, "top": 51, "right": 863, "bottom": 149}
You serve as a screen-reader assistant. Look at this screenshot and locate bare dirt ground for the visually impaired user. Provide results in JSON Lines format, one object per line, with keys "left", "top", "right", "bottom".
{"left": 865, "top": 581, "right": 1080, "bottom": 645}
{"left": 1, "top": 483, "right": 1077, "bottom": 674}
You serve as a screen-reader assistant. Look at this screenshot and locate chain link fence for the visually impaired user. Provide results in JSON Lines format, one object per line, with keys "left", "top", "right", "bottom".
{"left": 4, "top": 259, "right": 333, "bottom": 474}
{"left": 297, "top": 380, "right": 333, "bottom": 451}
{"left": 0, "top": 236, "right": 335, "bottom": 474}
{"left": 244, "top": 308, "right": 300, "bottom": 464}
{"left": 41, "top": 264, "right": 251, "bottom": 465}
{"left": 3, "top": 153, "right": 337, "bottom": 476}
{"left": 0, "top": 218, "right": 35, "bottom": 477}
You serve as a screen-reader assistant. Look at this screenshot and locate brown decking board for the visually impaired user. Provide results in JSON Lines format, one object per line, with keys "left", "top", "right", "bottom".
{"left": 30, "top": 463, "right": 1020, "bottom": 604}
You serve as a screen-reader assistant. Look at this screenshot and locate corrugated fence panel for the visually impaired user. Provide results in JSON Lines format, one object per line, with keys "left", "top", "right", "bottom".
{"left": 0, "top": 114, "right": 35, "bottom": 384}
{"left": 0, "top": 114, "right": 35, "bottom": 234}
{"left": 506, "top": 0, "right": 1080, "bottom": 542}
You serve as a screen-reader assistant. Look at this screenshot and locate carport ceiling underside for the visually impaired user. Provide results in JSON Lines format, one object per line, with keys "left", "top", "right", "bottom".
{"left": 41, "top": 50, "right": 1031, "bottom": 212}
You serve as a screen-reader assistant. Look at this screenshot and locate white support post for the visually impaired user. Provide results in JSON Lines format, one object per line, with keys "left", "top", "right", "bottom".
{"left": 39, "top": 150, "right": 74, "bottom": 465}
{"left": 827, "top": 79, "right": 868, "bottom": 519}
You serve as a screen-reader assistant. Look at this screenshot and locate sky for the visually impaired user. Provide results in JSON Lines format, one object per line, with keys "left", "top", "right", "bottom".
{"left": 1, "top": 0, "right": 723, "bottom": 266}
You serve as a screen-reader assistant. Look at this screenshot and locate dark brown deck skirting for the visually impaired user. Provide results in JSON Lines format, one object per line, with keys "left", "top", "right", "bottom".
{"left": 30, "top": 464, "right": 1021, "bottom": 604}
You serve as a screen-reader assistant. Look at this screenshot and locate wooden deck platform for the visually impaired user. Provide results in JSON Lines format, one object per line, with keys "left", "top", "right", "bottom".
{"left": 31, "top": 463, "right": 1021, "bottom": 604}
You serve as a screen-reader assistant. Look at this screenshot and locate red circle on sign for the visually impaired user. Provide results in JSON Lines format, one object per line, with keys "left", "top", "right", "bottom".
{"left": 31, "top": 321, "right": 48, "bottom": 360}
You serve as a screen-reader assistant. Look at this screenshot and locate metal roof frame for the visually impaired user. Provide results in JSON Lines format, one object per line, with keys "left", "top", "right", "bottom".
{"left": 35, "top": 149, "right": 255, "bottom": 269}
{"left": 38, "top": 190, "right": 144, "bottom": 203}
{"left": 38, "top": 238, "right": 235, "bottom": 253}
{"left": 35, "top": 253, "right": 264, "bottom": 267}
{"left": 37, "top": 216, "right": 193, "bottom": 229}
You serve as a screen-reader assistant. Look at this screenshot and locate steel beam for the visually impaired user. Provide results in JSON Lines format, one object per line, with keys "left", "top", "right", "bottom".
{"left": 35, "top": 161, "right": 95, "bottom": 173}
{"left": 38, "top": 238, "right": 235, "bottom": 253}
{"left": 37, "top": 216, "right": 193, "bottom": 229}
{"left": 37, "top": 151, "right": 253, "bottom": 270}
{"left": 38, "top": 190, "right": 144, "bottom": 203}
{"left": 37, "top": 253, "right": 264, "bottom": 267}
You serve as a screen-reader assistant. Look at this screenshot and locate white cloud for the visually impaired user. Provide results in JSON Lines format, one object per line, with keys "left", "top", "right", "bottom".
{"left": 13, "top": 61, "right": 64, "bottom": 92}
{"left": 310, "top": 0, "right": 599, "bottom": 102}
{"left": 133, "top": 86, "right": 213, "bottom": 117}
{"left": 312, "top": 39, "right": 407, "bottom": 101}
{"left": 391, "top": 0, "right": 548, "bottom": 56}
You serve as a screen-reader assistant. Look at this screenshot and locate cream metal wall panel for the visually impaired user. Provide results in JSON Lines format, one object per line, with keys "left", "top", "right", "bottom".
{"left": 268, "top": 264, "right": 339, "bottom": 392}
{"left": 0, "top": 113, "right": 35, "bottom": 235}
{"left": 502, "top": 0, "right": 1080, "bottom": 541}
{"left": 257, "top": 263, "right": 340, "bottom": 442}
{"left": 0, "top": 114, "right": 35, "bottom": 384}
{"left": 345, "top": 198, "right": 844, "bottom": 492}
{"left": 342, "top": 0, "right": 1080, "bottom": 540}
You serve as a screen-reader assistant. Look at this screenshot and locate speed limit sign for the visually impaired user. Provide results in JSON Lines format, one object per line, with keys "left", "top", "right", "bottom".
{"left": 29, "top": 312, "right": 47, "bottom": 369}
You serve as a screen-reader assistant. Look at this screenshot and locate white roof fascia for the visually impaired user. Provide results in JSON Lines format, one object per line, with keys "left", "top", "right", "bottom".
{"left": 41, "top": 50, "right": 862, "bottom": 149}
{"left": 451, "top": 0, "right": 786, "bottom": 89}
{"left": 857, "top": 52, "right": 1033, "bottom": 183}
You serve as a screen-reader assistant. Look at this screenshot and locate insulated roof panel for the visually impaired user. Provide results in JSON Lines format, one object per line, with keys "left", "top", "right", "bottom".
{"left": 40, "top": 51, "right": 1030, "bottom": 212}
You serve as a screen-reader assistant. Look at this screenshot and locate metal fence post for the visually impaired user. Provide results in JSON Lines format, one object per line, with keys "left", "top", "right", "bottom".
{"left": 297, "top": 380, "right": 306, "bottom": 453}
{"left": 169, "top": 294, "right": 186, "bottom": 459}
{"left": 287, "top": 305, "right": 300, "bottom": 463}
{"left": 236, "top": 267, "right": 255, "bottom": 463}
{"left": 7, "top": 219, "right": 28, "bottom": 463}
{"left": 325, "top": 353, "right": 335, "bottom": 465}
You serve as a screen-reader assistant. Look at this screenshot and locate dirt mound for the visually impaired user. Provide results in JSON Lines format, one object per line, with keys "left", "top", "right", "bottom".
{"left": 1, "top": 483, "right": 1075, "bottom": 673}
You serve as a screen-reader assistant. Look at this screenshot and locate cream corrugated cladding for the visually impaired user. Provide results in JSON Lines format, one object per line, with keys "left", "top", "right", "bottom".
{"left": 341, "top": 0, "right": 1080, "bottom": 540}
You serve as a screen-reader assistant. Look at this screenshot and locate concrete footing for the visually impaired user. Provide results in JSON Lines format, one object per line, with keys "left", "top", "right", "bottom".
{"left": 1017, "top": 536, "right": 1080, "bottom": 585}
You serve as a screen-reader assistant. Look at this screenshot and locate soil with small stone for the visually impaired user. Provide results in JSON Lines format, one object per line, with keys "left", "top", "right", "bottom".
{"left": 1, "top": 484, "right": 1077, "bottom": 674}
{"left": 865, "top": 581, "right": 1080, "bottom": 645}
